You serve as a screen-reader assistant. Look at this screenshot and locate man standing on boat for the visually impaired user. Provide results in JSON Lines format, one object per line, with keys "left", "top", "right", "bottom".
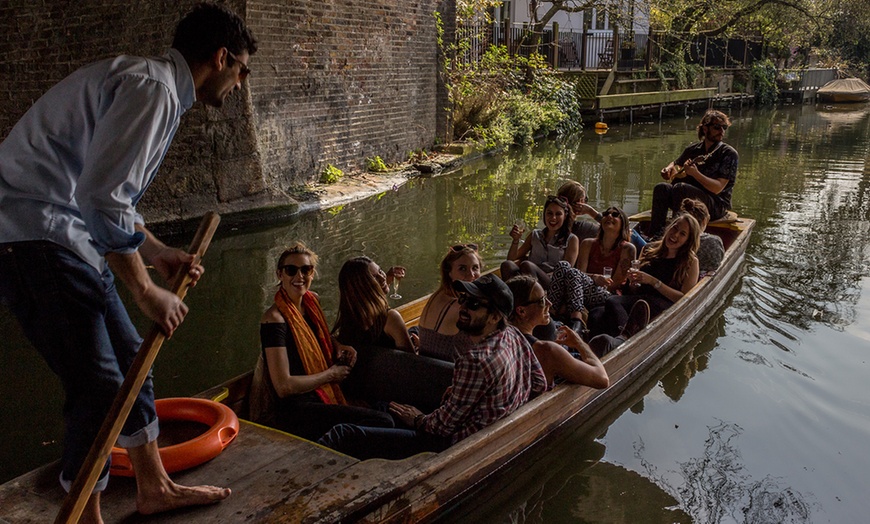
{"left": 318, "top": 274, "right": 548, "bottom": 459}
{"left": 649, "top": 110, "right": 738, "bottom": 238}
{"left": 0, "top": 3, "right": 256, "bottom": 521}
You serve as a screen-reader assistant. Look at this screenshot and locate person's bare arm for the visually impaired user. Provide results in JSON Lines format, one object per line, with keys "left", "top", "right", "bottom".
{"left": 384, "top": 309, "right": 416, "bottom": 353}
{"left": 507, "top": 229, "right": 532, "bottom": 261}
{"left": 562, "top": 234, "right": 580, "bottom": 266}
{"left": 263, "top": 345, "right": 350, "bottom": 397}
{"left": 683, "top": 164, "right": 728, "bottom": 194}
{"left": 105, "top": 250, "right": 187, "bottom": 337}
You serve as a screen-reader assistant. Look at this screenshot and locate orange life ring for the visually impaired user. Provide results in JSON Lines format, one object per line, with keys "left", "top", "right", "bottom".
{"left": 110, "top": 397, "right": 239, "bottom": 477}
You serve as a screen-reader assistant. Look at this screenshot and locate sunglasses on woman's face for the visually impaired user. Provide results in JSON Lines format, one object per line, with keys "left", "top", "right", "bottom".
{"left": 524, "top": 293, "right": 547, "bottom": 307}
{"left": 458, "top": 293, "right": 490, "bottom": 311}
{"left": 280, "top": 264, "right": 314, "bottom": 277}
{"left": 451, "top": 243, "right": 479, "bottom": 252}
{"left": 602, "top": 210, "right": 621, "bottom": 218}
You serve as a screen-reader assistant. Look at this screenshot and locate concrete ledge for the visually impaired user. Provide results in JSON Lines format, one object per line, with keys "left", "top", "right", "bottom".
{"left": 597, "top": 88, "right": 717, "bottom": 109}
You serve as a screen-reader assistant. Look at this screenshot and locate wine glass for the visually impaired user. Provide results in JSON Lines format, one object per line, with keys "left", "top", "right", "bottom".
{"left": 630, "top": 260, "right": 642, "bottom": 288}
{"left": 390, "top": 275, "right": 402, "bottom": 300}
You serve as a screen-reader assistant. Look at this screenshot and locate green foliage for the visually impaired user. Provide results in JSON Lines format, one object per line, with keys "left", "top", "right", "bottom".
{"left": 450, "top": 45, "right": 582, "bottom": 147}
{"left": 686, "top": 63, "right": 704, "bottom": 88}
{"left": 366, "top": 156, "right": 388, "bottom": 172}
{"left": 320, "top": 164, "right": 344, "bottom": 184}
{"left": 652, "top": 58, "right": 703, "bottom": 90}
{"left": 750, "top": 59, "right": 779, "bottom": 105}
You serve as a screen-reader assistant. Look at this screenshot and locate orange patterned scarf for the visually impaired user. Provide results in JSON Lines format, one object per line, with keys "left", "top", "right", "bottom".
{"left": 274, "top": 287, "right": 347, "bottom": 405}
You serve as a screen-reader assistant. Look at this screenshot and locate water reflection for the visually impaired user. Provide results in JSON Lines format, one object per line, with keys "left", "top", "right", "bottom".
{"left": 659, "top": 314, "right": 724, "bottom": 403}
{"left": 442, "top": 438, "right": 692, "bottom": 524}
{"left": 636, "top": 421, "right": 815, "bottom": 523}
{"left": 729, "top": 106, "right": 870, "bottom": 356}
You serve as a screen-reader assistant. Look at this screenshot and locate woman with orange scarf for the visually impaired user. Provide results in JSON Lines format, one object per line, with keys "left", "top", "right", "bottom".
{"left": 253, "top": 242, "right": 393, "bottom": 440}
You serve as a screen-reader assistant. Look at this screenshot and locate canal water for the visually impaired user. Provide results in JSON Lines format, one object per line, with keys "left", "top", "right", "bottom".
{"left": 2, "top": 103, "right": 869, "bottom": 523}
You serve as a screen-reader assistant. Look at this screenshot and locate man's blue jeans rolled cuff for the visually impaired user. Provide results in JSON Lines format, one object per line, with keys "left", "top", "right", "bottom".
{"left": 0, "top": 240, "right": 158, "bottom": 490}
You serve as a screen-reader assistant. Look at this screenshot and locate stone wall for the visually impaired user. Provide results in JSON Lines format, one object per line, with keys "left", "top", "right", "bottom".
{"left": 0, "top": 0, "right": 451, "bottom": 223}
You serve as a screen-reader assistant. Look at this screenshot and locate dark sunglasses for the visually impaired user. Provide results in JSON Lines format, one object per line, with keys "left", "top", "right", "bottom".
{"left": 280, "top": 264, "right": 314, "bottom": 277}
{"left": 458, "top": 293, "right": 490, "bottom": 312}
{"left": 451, "top": 243, "right": 479, "bottom": 252}
{"left": 602, "top": 210, "right": 622, "bottom": 218}
{"left": 227, "top": 51, "right": 251, "bottom": 80}
{"left": 524, "top": 293, "right": 548, "bottom": 307}
{"left": 546, "top": 195, "right": 569, "bottom": 205}
{"left": 707, "top": 123, "right": 728, "bottom": 131}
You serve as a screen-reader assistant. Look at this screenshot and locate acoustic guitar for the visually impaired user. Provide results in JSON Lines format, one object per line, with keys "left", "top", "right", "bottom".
{"left": 667, "top": 141, "right": 724, "bottom": 182}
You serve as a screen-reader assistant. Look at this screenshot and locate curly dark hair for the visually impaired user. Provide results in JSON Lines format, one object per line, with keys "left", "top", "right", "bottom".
{"left": 172, "top": 2, "right": 258, "bottom": 63}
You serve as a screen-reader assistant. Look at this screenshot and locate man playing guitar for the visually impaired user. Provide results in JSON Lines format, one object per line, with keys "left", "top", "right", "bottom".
{"left": 648, "top": 110, "right": 739, "bottom": 238}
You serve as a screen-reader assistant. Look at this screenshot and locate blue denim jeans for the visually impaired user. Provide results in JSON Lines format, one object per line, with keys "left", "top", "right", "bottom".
{"left": 318, "top": 423, "right": 452, "bottom": 460}
{"left": 0, "top": 241, "right": 158, "bottom": 492}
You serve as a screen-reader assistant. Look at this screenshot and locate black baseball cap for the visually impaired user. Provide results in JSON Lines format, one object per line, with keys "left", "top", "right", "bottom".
{"left": 453, "top": 274, "right": 514, "bottom": 317}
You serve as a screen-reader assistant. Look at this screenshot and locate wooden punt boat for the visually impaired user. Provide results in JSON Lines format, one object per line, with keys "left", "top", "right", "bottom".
{"left": 0, "top": 214, "right": 754, "bottom": 524}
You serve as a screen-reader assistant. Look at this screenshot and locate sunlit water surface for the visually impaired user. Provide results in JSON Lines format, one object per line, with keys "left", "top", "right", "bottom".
{"left": 2, "top": 104, "right": 869, "bottom": 523}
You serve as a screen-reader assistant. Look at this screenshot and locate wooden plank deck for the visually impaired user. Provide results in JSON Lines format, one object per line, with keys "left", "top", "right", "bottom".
{"left": 0, "top": 422, "right": 357, "bottom": 523}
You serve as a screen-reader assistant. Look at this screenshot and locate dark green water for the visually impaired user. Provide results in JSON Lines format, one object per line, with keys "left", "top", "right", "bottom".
{"left": 2, "top": 104, "right": 869, "bottom": 523}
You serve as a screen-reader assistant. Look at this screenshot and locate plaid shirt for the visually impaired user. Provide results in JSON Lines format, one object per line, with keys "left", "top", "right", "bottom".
{"left": 420, "top": 325, "right": 547, "bottom": 443}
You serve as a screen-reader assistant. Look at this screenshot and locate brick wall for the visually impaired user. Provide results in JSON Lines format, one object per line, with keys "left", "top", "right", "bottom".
{"left": 246, "top": 0, "right": 446, "bottom": 194}
{"left": 0, "top": 0, "right": 451, "bottom": 223}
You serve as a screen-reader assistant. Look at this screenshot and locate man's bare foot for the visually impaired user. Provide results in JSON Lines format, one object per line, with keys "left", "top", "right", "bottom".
{"left": 136, "top": 481, "right": 231, "bottom": 515}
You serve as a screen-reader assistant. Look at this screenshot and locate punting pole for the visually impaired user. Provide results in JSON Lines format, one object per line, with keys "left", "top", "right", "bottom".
{"left": 55, "top": 212, "right": 221, "bottom": 524}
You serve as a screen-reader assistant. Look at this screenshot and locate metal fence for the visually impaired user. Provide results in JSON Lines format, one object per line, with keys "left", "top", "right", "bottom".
{"left": 456, "top": 21, "right": 763, "bottom": 73}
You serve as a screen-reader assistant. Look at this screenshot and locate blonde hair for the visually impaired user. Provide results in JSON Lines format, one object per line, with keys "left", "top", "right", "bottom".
{"left": 277, "top": 242, "right": 319, "bottom": 270}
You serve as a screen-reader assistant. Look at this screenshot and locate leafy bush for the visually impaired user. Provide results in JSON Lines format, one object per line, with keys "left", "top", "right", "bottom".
{"left": 750, "top": 59, "right": 779, "bottom": 105}
{"left": 320, "top": 164, "right": 344, "bottom": 184}
{"left": 366, "top": 156, "right": 388, "bottom": 172}
{"left": 450, "top": 45, "right": 582, "bottom": 146}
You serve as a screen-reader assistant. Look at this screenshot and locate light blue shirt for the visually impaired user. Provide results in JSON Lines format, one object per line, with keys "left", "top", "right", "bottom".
{"left": 0, "top": 49, "right": 195, "bottom": 271}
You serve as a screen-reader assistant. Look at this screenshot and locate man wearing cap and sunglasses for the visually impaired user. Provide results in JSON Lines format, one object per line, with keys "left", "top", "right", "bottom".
{"left": 650, "top": 109, "right": 739, "bottom": 238}
{"left": 0, "top": 3, "right": 255, "bottom": 521}
{"left": 318, "top": 274, "right": 547, "bottom": 459}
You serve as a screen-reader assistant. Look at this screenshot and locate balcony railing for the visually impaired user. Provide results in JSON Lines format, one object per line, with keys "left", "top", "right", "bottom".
{"left": 455, "top": 21, "right": 762, "bottom": 73}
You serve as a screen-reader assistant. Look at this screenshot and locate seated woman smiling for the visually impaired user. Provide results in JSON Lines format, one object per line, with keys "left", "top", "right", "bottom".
{"left": 600, "top": 213, "right": 701, "bottom": 337}
{"left": 506, "top": 275, "right": 609, "bottom": 389}
{"left": 250, "top": 242, "right": 393, "bottom": 441}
